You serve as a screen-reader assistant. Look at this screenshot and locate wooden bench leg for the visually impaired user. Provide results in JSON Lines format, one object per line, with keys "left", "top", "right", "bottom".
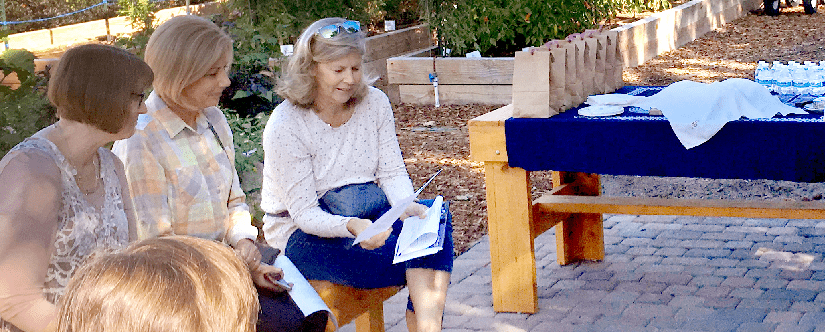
{"left": 355, "top": 302, "right": 385, "bottom": 332}
{"left": 484, "top": 161, "right": 538, "bottom": 313}
{"left": 552, "top": 171, "right": 605, "bottom": 265}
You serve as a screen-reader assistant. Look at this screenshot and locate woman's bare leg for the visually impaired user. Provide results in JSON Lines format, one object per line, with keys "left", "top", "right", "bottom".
{"left": 405, "top": 268, "right": 450, "bottom": 332}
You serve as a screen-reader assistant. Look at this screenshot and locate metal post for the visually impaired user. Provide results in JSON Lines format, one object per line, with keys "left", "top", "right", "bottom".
{"left": 1, "top": 0, "right": 8, "bottom": 50}
{"left": 186, "top": 0, "right": 190, "bottom": 15}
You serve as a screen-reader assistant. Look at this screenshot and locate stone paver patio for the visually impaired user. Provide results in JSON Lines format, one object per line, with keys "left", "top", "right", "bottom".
{"left": 339, "top": 214, "right": 825, "bottom": 332}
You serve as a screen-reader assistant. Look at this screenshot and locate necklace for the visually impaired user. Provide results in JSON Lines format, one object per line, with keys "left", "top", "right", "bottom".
{"left": 73, "top": 154, "right": 101, "bottom": 196}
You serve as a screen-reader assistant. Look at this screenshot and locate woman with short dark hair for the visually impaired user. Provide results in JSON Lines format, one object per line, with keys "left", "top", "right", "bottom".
{"left": 0, "top": 43, "right": 152, "bottom": 332}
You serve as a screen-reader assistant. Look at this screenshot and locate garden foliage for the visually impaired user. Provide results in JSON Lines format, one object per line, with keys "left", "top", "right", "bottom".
{"left": 427, "top": 0, "right": 612, "bottom": 56}
{"left": 0, "top": 49, "right": 56, "bottom": 157}
{"left": 427, "top": 0, "right": 671, "bottom": 56}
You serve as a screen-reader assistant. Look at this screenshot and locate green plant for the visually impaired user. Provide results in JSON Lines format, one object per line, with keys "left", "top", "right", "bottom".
{"left": 0, "top": 49, "right": 56, "bottom": 157}
{"left": 214, "top": 0, "right": 374, "bottom": 118}
{"left": 117, "top": 0, "right": 155, "bottom": 32}
{"left": 613, "top": 0, "right": 671, "bottom": 15}
{"left": 224, "top": 108, "right": 268, "bottom": 192}
{"left": 427, "top": 0, "right": 620, "bottom": 56}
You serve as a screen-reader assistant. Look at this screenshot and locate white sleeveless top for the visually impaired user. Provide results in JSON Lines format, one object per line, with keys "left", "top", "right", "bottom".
{"left": 0, "top": 136, "right": 129, "bottom": 332}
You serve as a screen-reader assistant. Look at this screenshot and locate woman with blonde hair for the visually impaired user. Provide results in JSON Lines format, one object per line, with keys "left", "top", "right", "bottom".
{"left": 262, "top": 17, "right": 453, "bottom": 332}
{"left": 113, "top": 15, "right": 325, "bottom": 331}
{"left": 57, "top": 236, "right": 258, "bottom": 332}
{"left": 0, "top": 44, "right": 151, "bottom": 332}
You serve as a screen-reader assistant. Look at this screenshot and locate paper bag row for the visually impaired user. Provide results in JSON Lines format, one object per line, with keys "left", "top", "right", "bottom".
{"left": 512, "top": 29, "right": 624, "bottom": 118}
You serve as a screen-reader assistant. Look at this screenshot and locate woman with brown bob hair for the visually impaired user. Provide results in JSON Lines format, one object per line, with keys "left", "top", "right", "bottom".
{"left": 57, "top": 236, "right": 258, "bottom": 332}
{"left": 113, "top": 15, "right": 326, "bottom": 332}
{"left": 0, "top": 44, "right": 151, "bottom": 332}
{"left": 262, "top": 17, "right": 453, "bottom": 332}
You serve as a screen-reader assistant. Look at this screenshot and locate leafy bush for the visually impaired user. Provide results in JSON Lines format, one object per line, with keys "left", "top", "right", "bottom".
{"left": 0, "top": 49, "right": 56, "bottom": 157}
{"left": 117, "top": 0, "right": 156, "bottom": 32}
{"left": 613, "top": 0, "right": 672, "bottom": 15}
{"left": 428, "top": 0, "right": 619, "bottom": 56}
{"left": 381, "top": 0, "right": 421, "bottom": 26}
{"left": 224, "top": 108, "right": 268, "bottom": 213}
{"left": 427, "top": 0, "right": 672, "bottom": 57}
{"left": 112, "top": 0, "right": 156, "bottom": 57}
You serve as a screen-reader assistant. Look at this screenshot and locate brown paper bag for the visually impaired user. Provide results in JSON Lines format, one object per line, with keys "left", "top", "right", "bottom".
{"left": 512, "top": 49, "right": 557, "bottom": 118}
{"left": 603, "top": 30, "right": 623, "bottom": 93}
{"left": 592, "top": 33, "right": 608, "bottom": 95}
{"left": 564, "top": 39, "right": 585, "bottom": 107}
{"left": 582, "top": 37, "right": 598, "bottom": 98}
{"left": 548, "top": 46, "right": 569, "bottom": 111}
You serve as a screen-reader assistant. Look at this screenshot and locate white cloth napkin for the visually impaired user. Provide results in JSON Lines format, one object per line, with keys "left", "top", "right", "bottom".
{"left": 628, "top": 79, "right": 805, "bottom": 149}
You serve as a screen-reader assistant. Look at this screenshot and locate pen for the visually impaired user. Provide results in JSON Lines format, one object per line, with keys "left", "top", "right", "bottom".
{"left": 274, "top": 278, "right": 293, "bottom": 291}
{"left": 415, "top": 169, "right": 443, "bottom": 196}
{"left": 264, "top": 272, "right": 293, "bottom": 291}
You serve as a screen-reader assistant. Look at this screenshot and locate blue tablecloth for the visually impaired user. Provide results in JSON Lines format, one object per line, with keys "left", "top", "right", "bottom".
{"left": 505, "top": 86, "right": 825, "bottom": 182}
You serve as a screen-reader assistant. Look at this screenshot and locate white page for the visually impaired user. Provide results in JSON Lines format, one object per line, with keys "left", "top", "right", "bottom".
{"left": 353, "top": 169, "right": 443, "bottom": 245}
{"left": 393, "top": 196, "right": 444, "bottom": 264}
{"left": 396, "top": 196, "right": 443, "bottom": 254}
{"left": 272, "top": 255, "right": 337, "bottom": 328}
{"left": 353, "top": 193, "right": 416, "bottom": 245}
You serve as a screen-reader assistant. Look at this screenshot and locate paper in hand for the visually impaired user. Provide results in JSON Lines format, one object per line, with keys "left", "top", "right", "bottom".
{"left": 352, "top": 169, "right": 442, "bottom": 245}
{"left": 353, "top": 193, "right": 415, "bottom": 244}
{"left": 271, "top": 255, "right": 337, "bottom": 328}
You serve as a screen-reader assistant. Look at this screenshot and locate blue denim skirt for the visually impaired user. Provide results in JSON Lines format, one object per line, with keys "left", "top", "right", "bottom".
{"left": 285, "top": 182, "right": 454, "bottom": 289}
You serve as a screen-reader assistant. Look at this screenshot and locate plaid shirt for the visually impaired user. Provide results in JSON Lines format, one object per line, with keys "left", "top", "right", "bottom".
{"left": 113, "top": 92, "right": 257, "bottom": 246}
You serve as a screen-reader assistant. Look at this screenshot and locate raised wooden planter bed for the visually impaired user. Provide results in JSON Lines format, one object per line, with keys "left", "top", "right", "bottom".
{"left": 362, "top": 24, "right": 434, "bottom": 104}
{"left": 387, "top": 51, "right": 514, "bottom": 105}
{"left": 386, "top": 0, "right": 761, "bottom": 105}
{"left": 614, "top": 0, "right": 760, "bottom": 67}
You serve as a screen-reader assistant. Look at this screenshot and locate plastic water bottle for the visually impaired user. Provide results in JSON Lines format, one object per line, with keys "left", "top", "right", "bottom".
{"left": 792, "top": 65, "right": 811, "bottom": 95}
{"left": 755, "top": 61, "right": 774, "bottom": 93}
{"left": 811, "top": 67, "right": 825, "bottom": 95}
{"left": 774, "top": 64, "right": 795, "bottom": 95}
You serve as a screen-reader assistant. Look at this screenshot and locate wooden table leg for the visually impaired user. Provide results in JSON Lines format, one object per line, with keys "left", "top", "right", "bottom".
{"left": 484, "top": 161, "right": 537, "bottom": 313}
{"left": 552, "top": 171, "right": 605, "bottom": 265}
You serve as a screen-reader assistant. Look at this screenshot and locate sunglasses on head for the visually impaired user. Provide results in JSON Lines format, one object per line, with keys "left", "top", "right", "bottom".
{"left": 317, "top": 20, "right": 361, "bottom": 39}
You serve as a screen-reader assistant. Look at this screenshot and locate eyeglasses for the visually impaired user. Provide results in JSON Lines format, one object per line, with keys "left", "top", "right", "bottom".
{"left": 316, "top": 20, "right": 361, "bottom": 39}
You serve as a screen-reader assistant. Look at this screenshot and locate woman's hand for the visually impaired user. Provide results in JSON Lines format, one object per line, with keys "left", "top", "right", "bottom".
{"left": 400, "top": 202, "right": 428, "bottom": 220}
{"left": 347, "top": 218, "right": 391, "bottom": 250}
{"left": 234, "top": 239, "right": 263, "bottom": 271}
{"left": 250, "top": 264, "right": 292, "bottom": 293}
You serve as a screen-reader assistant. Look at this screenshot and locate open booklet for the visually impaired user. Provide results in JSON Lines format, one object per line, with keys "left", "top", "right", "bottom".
{"left": 393, "top": 195, "right": 446, "bottom": 264}
{"left": 353, "top": 169, "right": 442, "bottom": 245}
{"left": 271, "top": 255, "right": 338, "bottom": 329}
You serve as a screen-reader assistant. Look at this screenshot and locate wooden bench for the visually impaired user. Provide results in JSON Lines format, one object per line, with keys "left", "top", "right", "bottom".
{"left": 308, "top": 280, "right": 402, "bottom": 332}
{"left": 533, "top": 171, "right": 825, "bottom": 266}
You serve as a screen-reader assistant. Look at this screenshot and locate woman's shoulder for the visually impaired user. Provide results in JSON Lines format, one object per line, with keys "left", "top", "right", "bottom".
{"left": 363, "top": 86, "right": 390, "bottom": 105}
{"left": 0, "top": 141, "right": 62, "bottom": 190}
{"left": 268, "top": 100, "right": 308, "bottom": 127}
{"left": 355, "top": 87, "right": 393, "bottom": 119}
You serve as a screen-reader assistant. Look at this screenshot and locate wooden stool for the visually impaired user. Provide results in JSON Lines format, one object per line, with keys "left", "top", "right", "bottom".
{"left": 308, "top": 280, "right": 403, "bottom": 332}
